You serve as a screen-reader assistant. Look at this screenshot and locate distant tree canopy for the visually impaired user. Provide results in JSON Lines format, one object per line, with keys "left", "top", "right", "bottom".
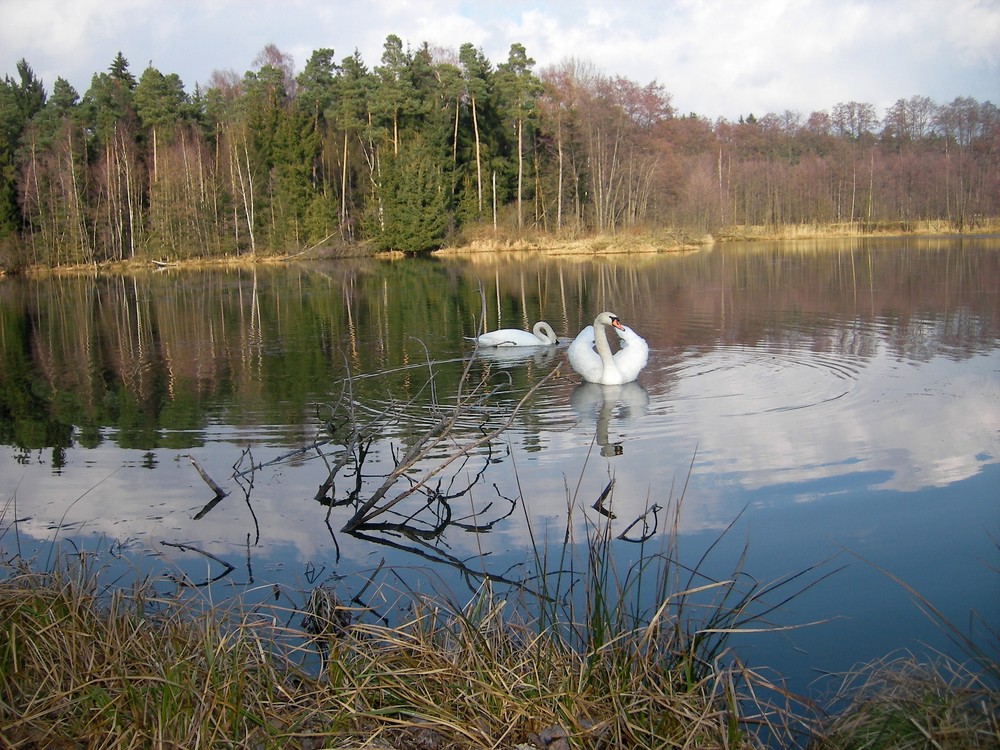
{"left": 0, "top": 43, "right": 997, "bottom": 268}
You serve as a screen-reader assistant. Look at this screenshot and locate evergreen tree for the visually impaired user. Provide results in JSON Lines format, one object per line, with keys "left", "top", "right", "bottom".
{"left": 370, "top": 136, "right": 448, "bottom": 252}
{"left": 83, "top": 53, "right": 143, "bottom": 260}
{"left": 458, "top": 43, "right": 493, "bottom": 219}
{"left": 86, "top": 52, "right": 138, "bottom": 142}
{"left": 268, "top": 102, "right": 314, "bottom": 248}
{"left": 296, "top": 49, "right": 340, "bottom": 245}
{"left": 135, "top": 67, "right": 188, "bottom": 154}
{"left": 0, "top": 59, "right": 46, "bottom": 237}
{"left": 297, "top": 48, "right": 337, "bottom": 143}
{"left": 331, "top": 51, "right": 374, "bottom": 240}
{"left": 374, "top": 35, "right": 407, "bottom": 155}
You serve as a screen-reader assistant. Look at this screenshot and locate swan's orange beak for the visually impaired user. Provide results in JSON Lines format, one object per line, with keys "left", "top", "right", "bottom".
{"left": 611, "top": 317, "right": 625, "bottom": 331}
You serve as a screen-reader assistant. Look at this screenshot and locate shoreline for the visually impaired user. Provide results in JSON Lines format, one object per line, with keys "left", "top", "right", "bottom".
{"left": 6, "top": 220, "right": 999, "bottom": 276}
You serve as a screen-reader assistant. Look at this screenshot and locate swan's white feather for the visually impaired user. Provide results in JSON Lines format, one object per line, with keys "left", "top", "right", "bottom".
{"left": 475, "top": 321, "right": 558, "bottom": 347}
{"left": 567, "top": 313, "right": 648, "bottom": 384}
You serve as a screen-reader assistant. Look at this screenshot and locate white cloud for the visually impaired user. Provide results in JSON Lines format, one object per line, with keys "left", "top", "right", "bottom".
{"left": 1, "top": 0, "right": 997, "bottom": 120}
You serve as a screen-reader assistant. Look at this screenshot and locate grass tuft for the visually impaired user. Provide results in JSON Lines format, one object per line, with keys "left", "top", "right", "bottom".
{"left": 809, "top": 655, "right": 1000, "bottom": 749}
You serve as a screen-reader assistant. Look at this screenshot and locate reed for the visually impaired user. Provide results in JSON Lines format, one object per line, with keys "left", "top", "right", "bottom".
{"left": 805, "top": 544, "right": 1000, "bottom": 748}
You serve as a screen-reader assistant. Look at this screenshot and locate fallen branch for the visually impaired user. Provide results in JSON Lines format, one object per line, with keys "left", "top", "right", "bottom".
{"left": 187, "top": 455, "right": 227, "bottom": 500}
{"left": 160, "top": 541, "right": 235, "bottom": 587}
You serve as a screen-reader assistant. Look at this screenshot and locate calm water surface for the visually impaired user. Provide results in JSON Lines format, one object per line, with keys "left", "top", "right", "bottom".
{"left": 1, "top": 236, "right": 998, "bottom": 699}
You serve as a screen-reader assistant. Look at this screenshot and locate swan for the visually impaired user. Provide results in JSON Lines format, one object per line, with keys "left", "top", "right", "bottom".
{"left": 473, "top": 321, "right": 558, "bottom": 347}
{"left": 567, "top": 312, "right": 649, "bottom": 385}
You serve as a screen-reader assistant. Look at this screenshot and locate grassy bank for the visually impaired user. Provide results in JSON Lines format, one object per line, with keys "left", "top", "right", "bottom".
{"left": 8, "top": 218, "right": 999, "bottom": 276}
{"left": 435, "top": 218, "right": 1000, "bottom": 257}
{"left": 0, "top": 564, "right": 758, "bottom": 749}
{"left": 713, "top": 218, "right": 1000, "bottom": 242}
{"left": 1, "top": 556, "right": 996, "bottom": 749}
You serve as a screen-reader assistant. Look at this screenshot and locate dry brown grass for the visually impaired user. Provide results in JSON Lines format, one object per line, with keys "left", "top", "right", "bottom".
{"left": 0, "top": 566, "right": 764, "bottom": 749}
{"left": 15, "top": 218, "right": 998, "bottom": 275}
{"left": 808, "top": 655, "right": 1000, "bottom": 749}
{"left": 716, "top": 218, "right": 1000, "bottom": 241}
{"left": 7, "top": 564, "right": 994, "bottom": 749}
{"left": 435, "top": 227, "right": 706, "bottom": 257}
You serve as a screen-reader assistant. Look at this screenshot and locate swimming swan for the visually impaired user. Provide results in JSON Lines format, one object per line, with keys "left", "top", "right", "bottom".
{"left": 474, "top": 321, "right": 558, "bottom": 347}
{"left": 567, "top": 312, "right": 649, "bottom": 384}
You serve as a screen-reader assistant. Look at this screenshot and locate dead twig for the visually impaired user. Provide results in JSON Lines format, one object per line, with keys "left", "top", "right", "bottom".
{"left": 187, "top": 455, "right": 227, "bottom": 500}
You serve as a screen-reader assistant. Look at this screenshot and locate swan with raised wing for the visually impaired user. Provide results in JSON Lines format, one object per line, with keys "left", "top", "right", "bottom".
{"left": 474, "top": 321, "right": 558, "bottom": 347}
{"left": 567, "top": 312, "right": 648, "bottom": 384}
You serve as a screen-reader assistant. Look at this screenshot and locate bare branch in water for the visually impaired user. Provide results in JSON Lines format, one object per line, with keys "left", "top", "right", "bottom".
{"left": 618, "top": 503, "right": 661, "bottom": 543}
{"left": 187, "top": 455, "right": 227, "bottom": 500}
{"left": 344, "top": 364, "right": 560, "bottom": 530}
{"left": 592, "top": 478, "right": 616, "bottom": 518}
{"left": 159, "top": 541, "right": 236, "bottom": 587}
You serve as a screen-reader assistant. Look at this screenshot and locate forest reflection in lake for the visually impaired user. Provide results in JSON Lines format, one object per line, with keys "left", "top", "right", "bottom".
{"left": 1, "top": 236, "right": 998, "bottom": 698}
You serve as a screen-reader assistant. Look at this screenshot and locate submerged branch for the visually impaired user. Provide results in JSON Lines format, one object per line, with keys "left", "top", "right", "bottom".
{"left": 187, "top": 455, "right": 227, "bottom": 499}
{"left": 343, "top": 366, "right": 559, "bottom": 530}
{"left": 159, "top": 541, "right": 236, "bottom": 587}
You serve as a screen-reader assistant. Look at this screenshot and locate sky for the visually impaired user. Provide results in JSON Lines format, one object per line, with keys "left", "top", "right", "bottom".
{"left": 2, "top": 0, "right": 998, "bottom": 122}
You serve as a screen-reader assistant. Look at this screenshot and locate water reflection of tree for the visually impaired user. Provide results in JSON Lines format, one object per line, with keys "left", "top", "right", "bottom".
{"left": 1, "top": 244, "right": 998, "bottom": 457}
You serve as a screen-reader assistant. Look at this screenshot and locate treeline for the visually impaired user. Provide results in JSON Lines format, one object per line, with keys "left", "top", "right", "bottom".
{"left": 0, "top": 39, "right": 997, "bottom": 268}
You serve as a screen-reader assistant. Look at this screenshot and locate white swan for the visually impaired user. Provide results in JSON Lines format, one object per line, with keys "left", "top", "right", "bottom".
{"left": 474, "top": 321, "right": 558, "bottom": 347}
{"left": 567, "top": 312, "right": 649, "bottom": 384}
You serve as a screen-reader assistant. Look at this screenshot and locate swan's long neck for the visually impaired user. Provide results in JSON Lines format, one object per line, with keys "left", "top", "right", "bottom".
{"left": 594, "top": 321, "right": 620, "bottom": 374}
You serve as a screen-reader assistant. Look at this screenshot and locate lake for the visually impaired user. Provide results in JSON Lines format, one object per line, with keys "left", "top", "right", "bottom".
{"left": 1, "top": 236, "right": 998, "bottom": 702}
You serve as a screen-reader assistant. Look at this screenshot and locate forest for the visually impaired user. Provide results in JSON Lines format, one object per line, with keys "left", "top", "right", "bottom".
{"left": 0, "top": 37, "right": 997, "bottom": 269}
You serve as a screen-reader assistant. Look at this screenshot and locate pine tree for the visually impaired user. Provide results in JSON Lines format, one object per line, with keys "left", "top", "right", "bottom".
{"left": 0, "top": 59, "right": 46, "bottom": 238}
{"left": 371, "top": 136, "right": 448, "bottom": 253}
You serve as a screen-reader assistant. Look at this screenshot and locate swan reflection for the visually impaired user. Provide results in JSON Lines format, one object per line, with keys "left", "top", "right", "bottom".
{"left": 474, "top": 344, "right": 559, "bottom": 368}
{"left": 570, "top": 381, "right": 650, "bottom": 457}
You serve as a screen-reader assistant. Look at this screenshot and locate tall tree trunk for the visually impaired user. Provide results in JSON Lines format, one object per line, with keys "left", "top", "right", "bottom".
{"left": 867, "top": 150, "right": 875, "bottom": 221}
{"left": 68, "top": 128, "right": 90, "bottom": 264}
{"left": 341, "top": 129, "right": 349, "bottom": 235}
{"left": 471, "top": 94, "right": 482, "bottom": 215}
{"left": 516, "top": 115, "right": 523, "bottom": 230}
{"left": 556, "top": 117, "right": 563, "bottom": 232}
{"left": 118, "top": 129, "right": 138, "bottom": 258}
{"left": 452, "top": 98, "right": 460, "bottom": 166}
{"left": 230, "top": 129, "right": 256, "bottom": 254}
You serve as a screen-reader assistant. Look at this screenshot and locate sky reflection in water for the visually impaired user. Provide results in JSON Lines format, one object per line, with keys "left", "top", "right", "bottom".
{"left": 1, "top": 238, "right": 998, "bottom": 697}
